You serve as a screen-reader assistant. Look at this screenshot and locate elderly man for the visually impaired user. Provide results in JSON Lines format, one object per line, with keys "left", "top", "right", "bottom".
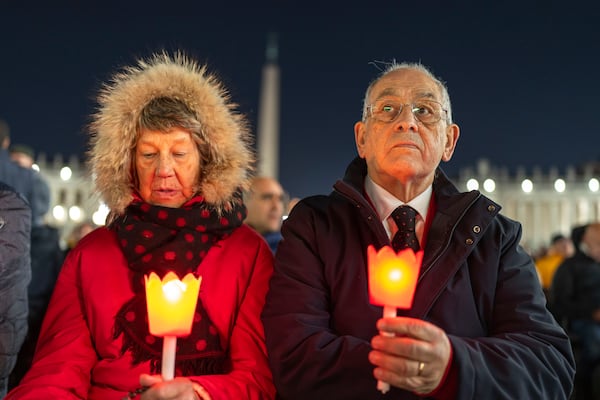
{"left": 262, "top": 62, "right": 575, "bottom": 399}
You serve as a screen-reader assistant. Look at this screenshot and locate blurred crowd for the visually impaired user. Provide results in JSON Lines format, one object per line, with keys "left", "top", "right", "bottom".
{"left": 532, "top": 224, "right": 600, "bottom": 399}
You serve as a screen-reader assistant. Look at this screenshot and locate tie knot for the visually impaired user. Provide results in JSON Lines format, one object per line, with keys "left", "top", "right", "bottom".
{"left": 391, "top": 205, "right": 418, "bottom": 232}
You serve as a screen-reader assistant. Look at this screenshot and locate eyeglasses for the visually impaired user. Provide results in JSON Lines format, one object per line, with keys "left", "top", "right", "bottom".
{"left": 367, "top": 98, "right": 448, "bottom": 124}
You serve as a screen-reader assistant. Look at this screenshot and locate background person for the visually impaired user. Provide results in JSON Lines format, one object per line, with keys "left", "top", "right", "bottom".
{"left": 7, "top": 167, "right": 63, "bottom": 390}
{"left": 0, "top": 181, "right": 31, "bottom": 398}
{"left": 5, "top": 143, "right": 63, "bottom": 391}
{"left": 0, "top": 120, "right": 47, "bottom": 226}
{"left": 262, "top": 62, "right": 575, "bottom": 399}
{"left": 5, "top": 141, "right": 52, "bottom": 229}
{"left": 243, "top": 176, "right": 285, "bottom": 253}
{"left": 9, "top": 143, "right": 37, "bottom": 170}
{"left": 6, "top": 52, "right": 275, "bottom": 400}
{"left": 536, "top": 233, "right": 575, "bottom": 295}
{"left": 550, "top": 222, "right": 600, "bottom": 399}
{"left": 62, "top": 220, "right": 96, "bottom": 257}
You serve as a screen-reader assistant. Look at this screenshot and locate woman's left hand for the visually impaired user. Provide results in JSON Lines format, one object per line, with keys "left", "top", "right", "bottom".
{"left": 139, "top": 374, "right": 207, "bottom": 400}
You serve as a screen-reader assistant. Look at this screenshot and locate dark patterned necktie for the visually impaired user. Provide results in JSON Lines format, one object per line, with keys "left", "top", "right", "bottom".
{"left": 391, "top": 205, "right": 420, "bottom": 252}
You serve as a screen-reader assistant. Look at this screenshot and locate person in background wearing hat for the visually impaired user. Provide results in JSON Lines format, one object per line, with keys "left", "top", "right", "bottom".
{"left": 6, "top": 52, "right": 275, "bottom": 400}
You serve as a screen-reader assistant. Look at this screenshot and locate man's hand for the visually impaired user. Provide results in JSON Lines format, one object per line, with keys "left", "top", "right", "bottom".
{"left": 369, "top": 316, "right": 452, "bottom": 395}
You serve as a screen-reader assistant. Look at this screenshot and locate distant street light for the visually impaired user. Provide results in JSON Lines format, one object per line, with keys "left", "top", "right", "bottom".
{"left": 60, "top": 166, "right": 72, "bottom": 181}
{"left": 466, "top": 179, "right": 479, "bottom": 191}
{"left": 521, "top": 179, "right": 533, "bottom": 193}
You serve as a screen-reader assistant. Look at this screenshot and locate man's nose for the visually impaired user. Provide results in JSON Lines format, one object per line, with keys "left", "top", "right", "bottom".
{"left": 393, "top": 106, "right": 419, "bottom": 131}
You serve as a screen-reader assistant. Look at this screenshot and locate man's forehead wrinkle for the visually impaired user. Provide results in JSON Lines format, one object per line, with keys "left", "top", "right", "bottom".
{"left": 373, "top": 87, "right": 438, "bottom": 101}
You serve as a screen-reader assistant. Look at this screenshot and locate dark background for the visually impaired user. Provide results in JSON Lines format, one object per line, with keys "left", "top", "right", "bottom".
{"left": 1, "top": 1, "right": 598, "bottom": 199}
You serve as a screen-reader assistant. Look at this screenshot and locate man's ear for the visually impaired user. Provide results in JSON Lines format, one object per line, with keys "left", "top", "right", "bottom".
{"left": 441, "top": 123, "right": 460, "bottom": 162}
{"left": 354, "top": 121, "right": 367, "bottom": 158}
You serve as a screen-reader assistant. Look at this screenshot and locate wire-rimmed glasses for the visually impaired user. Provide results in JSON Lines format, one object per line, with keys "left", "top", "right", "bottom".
{"left": 367, "top": 98, "right": 448, "bottom": 124}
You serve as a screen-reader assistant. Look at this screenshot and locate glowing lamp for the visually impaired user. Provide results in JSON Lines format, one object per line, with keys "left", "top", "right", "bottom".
{"left": 368, "top": 245, "right": 422, "bottom": 309}
{"left": 367, "top": 245, "right": 423, "bottom": 393}
{"left": 145, "top": 271, "right": 202, "bottom": 380}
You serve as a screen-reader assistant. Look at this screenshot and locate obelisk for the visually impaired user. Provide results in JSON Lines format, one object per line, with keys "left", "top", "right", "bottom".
{"left": 256, "top": 32, "right": 280, "bottom": 179}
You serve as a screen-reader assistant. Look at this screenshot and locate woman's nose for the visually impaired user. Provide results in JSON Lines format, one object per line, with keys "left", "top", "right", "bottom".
{"left": 155, "top": 156, "right": 174, "bottom": 176}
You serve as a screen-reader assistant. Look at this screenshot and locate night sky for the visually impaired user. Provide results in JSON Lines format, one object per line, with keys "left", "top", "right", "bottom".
{"left": 1, "top": 1, "right": 599, "bottom": 199}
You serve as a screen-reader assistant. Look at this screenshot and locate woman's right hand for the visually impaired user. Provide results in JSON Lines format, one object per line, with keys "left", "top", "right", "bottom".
{"left": 139, "top": 374, "right": 209, "bottom": 400}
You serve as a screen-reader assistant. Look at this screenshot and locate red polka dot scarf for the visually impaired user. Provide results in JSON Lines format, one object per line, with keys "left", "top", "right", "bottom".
{"left": 111, "top": 191, "right": 246, "bottom": 376}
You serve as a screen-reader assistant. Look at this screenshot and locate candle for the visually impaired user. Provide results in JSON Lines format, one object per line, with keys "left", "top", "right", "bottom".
{"left": 145, "top": 271, "right": 202, "bottom": 380}
{"left": 367, "top": 245, "right": 423, "bottom": 393}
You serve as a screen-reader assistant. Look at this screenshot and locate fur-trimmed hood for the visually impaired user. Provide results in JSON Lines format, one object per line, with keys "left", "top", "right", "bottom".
{"left": 89, "top": 52, "right": 253, "bottom": 215}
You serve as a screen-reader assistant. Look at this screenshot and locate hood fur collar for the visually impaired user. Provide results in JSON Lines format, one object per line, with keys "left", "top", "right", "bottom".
{"left": 89, "top": 52, "right": 253, "bottom": 214}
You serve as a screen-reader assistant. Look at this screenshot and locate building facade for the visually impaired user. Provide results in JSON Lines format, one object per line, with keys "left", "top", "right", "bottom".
{"left": 35, "top": 153, "right": 107, "bottom": 246}
{"left": 453, "top": 159, "right": 600, "bottom": 251}
{"left": 36, "top": 154, "right": 599, "bottom": 253}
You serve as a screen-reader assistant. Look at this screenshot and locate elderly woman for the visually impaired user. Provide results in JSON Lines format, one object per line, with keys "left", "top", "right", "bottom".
{"left": 6, "top": 53, "right": 275, "bottom": 400}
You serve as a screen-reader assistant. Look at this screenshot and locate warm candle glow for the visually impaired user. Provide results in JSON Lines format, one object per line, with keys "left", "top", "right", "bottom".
{"left": 162, "top": 280, "right": 186, "bottom": 303}
{"left": 145, "top": 271, "right": 202, "bottom": 337}
{"left": 368, "top": 245, "right": 423, "bottom": 309}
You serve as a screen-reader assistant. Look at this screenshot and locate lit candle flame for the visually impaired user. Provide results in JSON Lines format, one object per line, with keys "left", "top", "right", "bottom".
{"left": 368, "top": 245, "right": 423, "bottom": 393}
{"left": 145, "top": 272, "right": 202, "bottom": 337}
{"left": 368, "top": 245, "right": 423, "bottom": 310}
{"left": 144, "top": 271, "right": 202, "bottom": 381}
{"left": 162, "top": 280, "right": 187, "bottom": 303}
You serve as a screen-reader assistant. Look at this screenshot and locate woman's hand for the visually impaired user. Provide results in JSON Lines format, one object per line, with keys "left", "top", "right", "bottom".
{"left": 139, "top": 374, "right": 210, "bottom": 400}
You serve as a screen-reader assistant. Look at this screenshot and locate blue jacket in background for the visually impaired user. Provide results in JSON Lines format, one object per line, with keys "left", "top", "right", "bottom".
{"left": 0, "top": 149, "right": 49, "bottom": 227}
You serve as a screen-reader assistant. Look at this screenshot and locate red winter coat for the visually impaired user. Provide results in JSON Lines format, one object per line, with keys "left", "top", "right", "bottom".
{"left": 7, "top": 224, "right": 275, "bottom": 400}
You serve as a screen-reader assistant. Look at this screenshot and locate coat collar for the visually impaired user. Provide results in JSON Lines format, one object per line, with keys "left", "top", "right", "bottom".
{"left": 336, "top": 157, "right": 503, "bottom": 318}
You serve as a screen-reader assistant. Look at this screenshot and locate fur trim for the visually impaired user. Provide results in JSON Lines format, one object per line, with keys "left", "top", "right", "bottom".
{"left": 89, "top": 52, "right": 254, "bottom": 214}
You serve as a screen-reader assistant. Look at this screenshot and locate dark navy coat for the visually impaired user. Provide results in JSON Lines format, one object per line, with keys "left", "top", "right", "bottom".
{"left": 0, "top": 182, "right": 31, "bottom": 397}
{"left": 262, "top": 157, "right": 575, "bottom": 399}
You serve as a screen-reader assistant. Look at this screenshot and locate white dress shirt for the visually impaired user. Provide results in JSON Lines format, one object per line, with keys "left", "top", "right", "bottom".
{"left": 364, "top": 176, "right": 432, "bottom": 245}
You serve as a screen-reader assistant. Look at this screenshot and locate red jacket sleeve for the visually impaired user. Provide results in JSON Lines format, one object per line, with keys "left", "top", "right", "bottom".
{"left": 192, "top": 239, "right": 276, "bottom": 400}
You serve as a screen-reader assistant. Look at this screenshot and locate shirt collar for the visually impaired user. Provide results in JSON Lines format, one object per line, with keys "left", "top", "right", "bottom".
{"left": 364, "top": 175, "right": 432, "bottom": 223}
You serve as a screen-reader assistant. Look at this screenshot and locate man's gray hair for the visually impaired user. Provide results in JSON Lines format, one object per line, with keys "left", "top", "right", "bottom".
{"left": 360, "top": 62, "right": 453, "bottom": 124}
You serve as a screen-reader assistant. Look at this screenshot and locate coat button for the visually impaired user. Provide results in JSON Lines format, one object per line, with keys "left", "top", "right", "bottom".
{"left": 473, "top": 225, "right": 481, "bottom": 234}
{"left": 465, "top": 238, "right": 474, "bottom": 245}
{"left": 487, "top": 205, "right": 496, "bottom": 212}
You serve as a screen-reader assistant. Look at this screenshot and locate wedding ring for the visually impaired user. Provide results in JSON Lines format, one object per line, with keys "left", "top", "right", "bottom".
{"left": 417, "top": 361, "right": 426, "bottom": 376}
